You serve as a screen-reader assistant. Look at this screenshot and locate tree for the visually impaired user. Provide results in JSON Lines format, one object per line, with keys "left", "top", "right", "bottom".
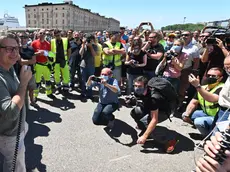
{"left": 161, "top": 23, "right": 205, "bottom": 31}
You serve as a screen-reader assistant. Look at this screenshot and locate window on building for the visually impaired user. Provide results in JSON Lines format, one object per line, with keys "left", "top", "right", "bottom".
{"left": 42, "top": 13, "right": 44, "bottom": 18}
{"left": 63, "top": 20, "right": 65, "bottom": 24}
{"left": 56, "top": 8, "right": 58, "bottom": 10}
{"left": 28, "top": 14, "right": 30, "bottom": 18}
{"left": 28, "top": 20, "right": 30, "bottom": 24}
{"left": 27, "top": 9, "right": 30, "bottom": 12}
{"left": 63, "top": 13, "right": 65, "bottom": 17}
{"left": 42, "top": 19, "right": 44, "bottom": 24}
{"left": 34, "top": 14, "right": 36, "bottom": 18}
{"left": 34, "top": 9, "right": 36, "bottom": 11}
{"left": 56, "top": 13, "right": 58, "bottom": 18}
{"left": 63, "top": 7, "right": 65, "bottom": 10}
{"left": 47, "top": 19, "right": 49, "bottom": 24}
{"left": 34, "top": 20, "right": 36, "bottom": 24}
{"left": 56, "top": 20, "right": 58, "bottom": 24}
{"left": 47, "top": 8, "right": 49, "bottom": 10}
{"left": 42, "top": 9, "right": 44, "bottom": 11}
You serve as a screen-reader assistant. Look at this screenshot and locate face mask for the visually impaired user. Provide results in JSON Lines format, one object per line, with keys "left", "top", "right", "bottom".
{"left": 134, "top": 87, "right": 145, "bottom": 95}
{"left": 171, "top": 45, "right": 182, "bottom": 53}
{"left": 205, "top": 77, "right": 218, "bottom": 85}
{"left": 101, "top": 75, "right": 109, "bottom": 81}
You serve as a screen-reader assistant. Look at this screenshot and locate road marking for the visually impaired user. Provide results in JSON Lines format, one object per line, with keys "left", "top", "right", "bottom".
{"left": 109, "top": 155, "right": 131, "bottom": 162}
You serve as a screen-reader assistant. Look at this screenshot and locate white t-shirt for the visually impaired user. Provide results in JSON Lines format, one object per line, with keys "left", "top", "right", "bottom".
{"left": 182, "top": 41, "right": 199, "bottom": 69}
{"left": 219, "top": 77, "right": 230, "bottom": 109}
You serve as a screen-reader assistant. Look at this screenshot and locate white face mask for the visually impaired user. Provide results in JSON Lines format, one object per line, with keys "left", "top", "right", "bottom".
{"left": 100, "top": 75, "right": 109, "bottom": 81}
{"left": 170, "top": 45, "right": 182, "bottom": 53}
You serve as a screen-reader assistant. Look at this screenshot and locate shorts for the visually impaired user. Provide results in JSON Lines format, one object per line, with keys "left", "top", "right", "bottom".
{"left": 27, "top": 75, "right": 36, "bottom": 90}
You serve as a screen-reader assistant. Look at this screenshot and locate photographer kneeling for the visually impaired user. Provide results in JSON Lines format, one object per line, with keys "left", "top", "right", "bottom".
{"left": 86, "top": 68, "right": 120, "bottom": 129}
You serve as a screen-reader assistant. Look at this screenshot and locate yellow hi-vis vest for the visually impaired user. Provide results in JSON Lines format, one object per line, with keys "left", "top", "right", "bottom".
{"left": 197, "top": 83, "right": 224, "bottom": 117}
{"left": 49, "top": 38, "right": 68, "bottom": 62}
{"left": 102, "top": 41, "right": 122, "bottom": 67}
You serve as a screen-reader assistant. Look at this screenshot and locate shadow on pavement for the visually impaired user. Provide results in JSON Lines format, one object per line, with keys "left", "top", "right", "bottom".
{"left": 140, "top": 126, "right": 195, "bottom": 154}
{"left": 38, "top": 97, "right": 75, "bottom": 111}
{"left": 25, "top": 108, "right": 62, "bottom": 172}
{"left": 104, "top": 119, "right": 138, "bottom": 147}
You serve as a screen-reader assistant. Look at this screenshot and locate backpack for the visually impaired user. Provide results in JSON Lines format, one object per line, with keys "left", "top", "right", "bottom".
{"left": 147, "top": 77, "right": 179, "bottom": 121}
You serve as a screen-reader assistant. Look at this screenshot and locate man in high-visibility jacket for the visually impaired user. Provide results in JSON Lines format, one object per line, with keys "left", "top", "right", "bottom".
{"left": 50, "top": 29, "right": 71, "bottom": 94}
{"left": 102, "top": 31, "right": 125, "bottom": 83}
{"left": 31, "top": 29, "right": 55, "bottom": 100}
{"left": 182, "top": 67, "right": 224, "bottom": 136}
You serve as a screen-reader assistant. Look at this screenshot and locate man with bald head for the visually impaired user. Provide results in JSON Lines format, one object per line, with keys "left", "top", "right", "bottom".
{"left": 86, "top": 68, "right": 120, "bottom": 129}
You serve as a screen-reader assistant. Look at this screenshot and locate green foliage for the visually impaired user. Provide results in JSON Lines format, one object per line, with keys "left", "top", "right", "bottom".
{"left": 161, "top": 23, "right": 205, "bottom": 31}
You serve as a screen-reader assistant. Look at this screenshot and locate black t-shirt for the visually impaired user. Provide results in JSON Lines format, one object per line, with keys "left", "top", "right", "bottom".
{"left": 144, "top": 43, "right": 164, "bottom": 71}
{"left": 127, "top": 50, "right": 146, "bottom": 75}
{"left": 19, "top": 46, "right": 35, "bottom": 74}
{"left": 56, "top": 39, "right": 71, "bottom": 63}
{"left": 138, "top": 88, "right": 167, "bottom": 113}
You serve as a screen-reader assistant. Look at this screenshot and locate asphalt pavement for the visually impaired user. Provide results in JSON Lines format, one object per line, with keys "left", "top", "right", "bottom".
{"left": 22, "top": 89, "right": 205, "bottom": 172}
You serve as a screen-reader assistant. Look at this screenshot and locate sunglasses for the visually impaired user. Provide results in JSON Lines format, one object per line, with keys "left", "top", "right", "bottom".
{"left": 182, "top": 34, "right": 189, "bottom": 37}
{"left": 149, "top": 36, "right": 157, "bottom": 39}
{"left": 39, "top": 32, "right": 45, "bottom": 35}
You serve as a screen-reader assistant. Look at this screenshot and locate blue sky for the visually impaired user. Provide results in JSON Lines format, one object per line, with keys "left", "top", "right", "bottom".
{"left": 1, "top": 0, "right": 230, "bottom": 29}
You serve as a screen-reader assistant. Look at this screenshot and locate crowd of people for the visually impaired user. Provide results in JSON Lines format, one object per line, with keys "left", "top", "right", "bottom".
{"left": 0, "top": 21, "right": 230, "bottom": 171}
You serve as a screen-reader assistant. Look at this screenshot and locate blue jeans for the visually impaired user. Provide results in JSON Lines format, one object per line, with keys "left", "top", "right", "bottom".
{"left": 191, "top": 110, "right": 214, "bottom": 136}
{"left": 127, "top": 73, "right": 139, "bottom": 95}
{"left": 81, "top": 66, "right": 95, "bottom": 97}
{"left": 92, "top": 103, "right": 118, "bottom": 125}
{"left": 212, "top": 109, "right": 230, "bottom": 134}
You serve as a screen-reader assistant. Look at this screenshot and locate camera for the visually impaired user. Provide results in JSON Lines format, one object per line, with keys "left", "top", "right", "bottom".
{"left": 84, "top": 34, "right": 94, "bottom": 44}
{"left": 91, "top": 76, "right": 101, "bottom": 82}
{"left": 166, "top": 51, "right": 178, "bottom": 61}
{"left": 206, "top": 37, "right": 217, "bottom": 45}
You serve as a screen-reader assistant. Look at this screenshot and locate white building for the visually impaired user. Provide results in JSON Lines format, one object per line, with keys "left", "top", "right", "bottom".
{"left": 24, "top": 1, "right": 120, "bottom": 31}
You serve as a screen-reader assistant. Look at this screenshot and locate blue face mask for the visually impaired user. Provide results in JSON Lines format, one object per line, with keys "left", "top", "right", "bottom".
{"left": 171, "top": 45, "right": 182, "bottom": 53}
{"left": 101, "top": 75, "right": 109, "bottom": 81}
{"left": 134, "top": 87, "right": 145, "bottom": 95}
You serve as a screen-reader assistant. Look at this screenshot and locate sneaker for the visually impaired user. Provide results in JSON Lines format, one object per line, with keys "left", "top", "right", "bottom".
{"left": 30, "top": 101, "right": 39, "bottom": 108}
{"left": 107, "top": 120, "right": 115, "bottom": 129}
{"left": 165, "top": 139, "right": 179, "bottom": 153}
{"left": 55, "top": 88, "right": 61, "bottom": 95}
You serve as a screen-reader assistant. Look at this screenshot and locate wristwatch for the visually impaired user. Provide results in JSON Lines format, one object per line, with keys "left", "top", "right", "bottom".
{"left": 195, "top": 84, "right": 201, "bottom": 89}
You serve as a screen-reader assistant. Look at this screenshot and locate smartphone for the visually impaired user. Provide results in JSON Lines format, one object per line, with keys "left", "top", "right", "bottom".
{"left": 91, "top": 76, "right": 101, "bottom": 82}
{"left": 191, "top": 69, "right": 199, "bottom": 77}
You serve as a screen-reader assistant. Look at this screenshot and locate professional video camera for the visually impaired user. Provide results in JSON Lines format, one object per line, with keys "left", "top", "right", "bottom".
{"left": 202, "top": 26, "right": 230, "bottom": 45}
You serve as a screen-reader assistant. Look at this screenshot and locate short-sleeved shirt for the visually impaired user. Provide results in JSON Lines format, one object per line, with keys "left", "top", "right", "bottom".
{"left": 182, "top": 41, "right": 199, "bottom": 69}
{"left": 88, "top": 77, "right": 120, "bottom": 104}
{"left": 31, "top": 39, "right": 51, "bottom": 63}
{"left": 127, "top": 50, "right": 146, "bottom": 75}
{"left": 163, "top": 52, "right": 188, "bottom": 78}
{"left": 80, "top": 44, "right": 98, "bottom": 68}
{"left": 144, "top": 43, "right": 164, "bottom": 71}
{"left": 138, "top": 88, "right": 168, "bottom": 113}
{"left": 120, "top": 34, "right": 129, "bottom": 44}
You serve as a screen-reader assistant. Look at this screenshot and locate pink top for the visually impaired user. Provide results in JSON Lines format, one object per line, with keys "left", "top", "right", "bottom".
{"left": 163, "top": 52, "right": 188, "bottom": 78}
